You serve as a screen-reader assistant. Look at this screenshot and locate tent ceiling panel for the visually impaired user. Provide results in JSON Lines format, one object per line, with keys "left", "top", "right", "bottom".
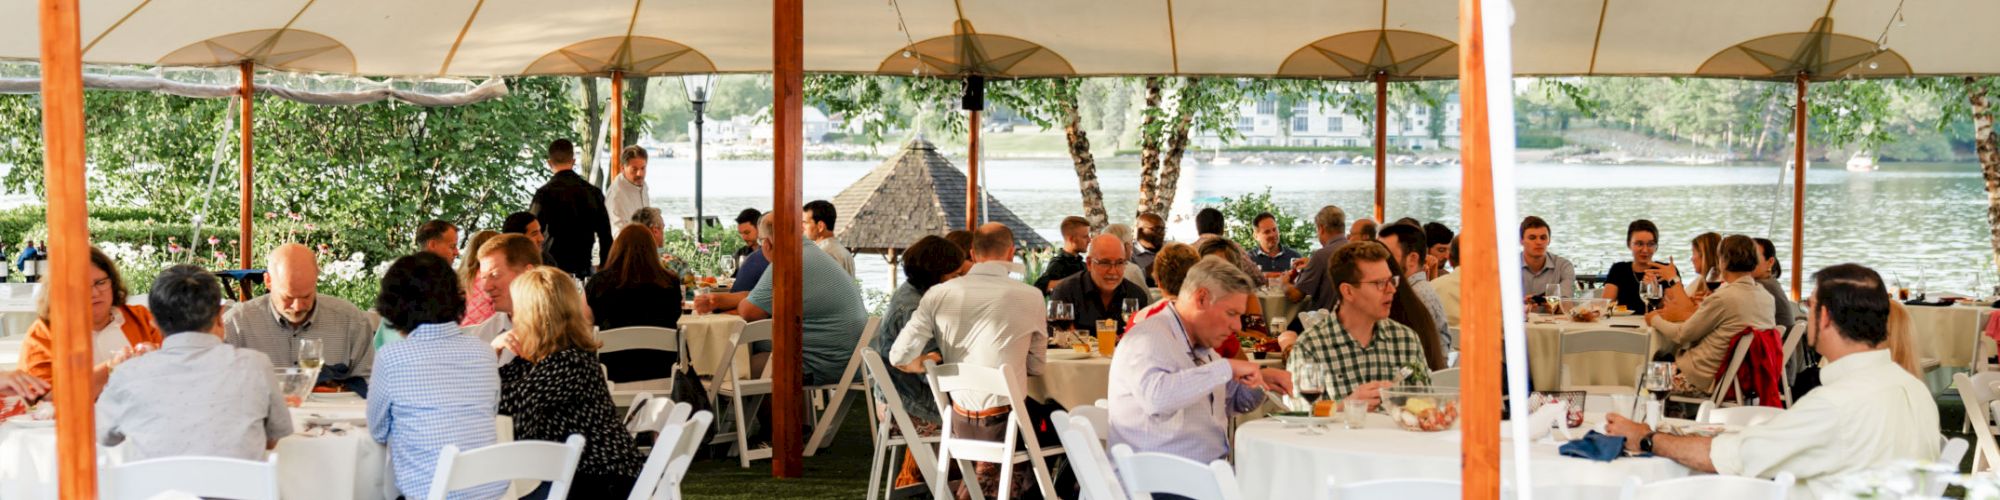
{"left": 8, "top": 0, "right": 2000, "bottom": 78}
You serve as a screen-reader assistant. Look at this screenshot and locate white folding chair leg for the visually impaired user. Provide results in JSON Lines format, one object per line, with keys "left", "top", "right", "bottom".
{"left": 807, "top": 385, "right": 859, "bottom": 455}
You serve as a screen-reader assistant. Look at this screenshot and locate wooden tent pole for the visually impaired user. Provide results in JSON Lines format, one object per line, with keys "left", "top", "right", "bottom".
{"left": 1457, "top": 0, "right": 1500, "bottom": 497}
{"left": 1374, "top": 71, "right": 1388, "bottom": 223}
{"left": 1791, "top": 73, "right": 1807, "bottom": 300}
{"left": 611, "top": 71, "right": 625, "bottom": 182}
{"left": 770, "top": 0, "right": 806, "bottom": 479}
{"left": 968, "top": 109, "right": 982, "bottom": 230}
{"left": 39, "top": 0, "right": 97, "bottom": 497}
{"left": 239, "top": 61, "right": 255, "bottom": 269}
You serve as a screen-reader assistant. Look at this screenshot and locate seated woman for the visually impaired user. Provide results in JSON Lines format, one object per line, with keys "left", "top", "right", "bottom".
{"left": 20, "top": 246, "right": 163, "bottom": 399}
{"left": 867, "top": 235, "right": 963, "bottom": 489}
{"left": 1644, "top": 235, "right": 1775, "bottom": 396}
{"left": 1384, "top": 248, "right": 1448, "bottom": 370}
{"left": 1602, "top": 220, "right": 1675, "bottom": 314}
{"left": 1751, "top": 238, "right": 1796, "bottom": 329}
{"left": 498, "top": 267, "right": 647, "bottom": 499}
{"left": 367, "top": 253, "right": 504, "bottom": 500}
{"left": 586, "top": 225, "right": 685, "bottom": 386}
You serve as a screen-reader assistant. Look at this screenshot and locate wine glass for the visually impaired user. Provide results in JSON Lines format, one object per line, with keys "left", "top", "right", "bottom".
{"left": 1542, "top": 284, "right": 1561, "bottom": 314}
{"left": 296, "top": 338, "right": 323, "bottom": 371}
{"left": 1291, "top": 362, "right": 1327, "bottom": 434}
{"left": 1048, "top": 301, "right": 1074, "bottom": 342}
{"left": 1640, "top": 281, "right": 1663, "bottom": 313}
{"left": 1642, "top": 361, "right": 1674, "bottom": 405}
{"left": 1121, "top": 298, "right": 1144, "bottom": 325}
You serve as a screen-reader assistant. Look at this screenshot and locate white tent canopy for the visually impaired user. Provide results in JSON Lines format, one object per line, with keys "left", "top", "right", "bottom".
{"left": 3, "top": 0, "right": 1994, "bottom": 80}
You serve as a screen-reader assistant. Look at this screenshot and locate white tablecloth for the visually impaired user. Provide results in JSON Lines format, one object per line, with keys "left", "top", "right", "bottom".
{"left": 679, "top": 314, "right": 751, "bottom": 379}
{"left": 1904, "top": 303, "right": 1991, "bottom": 368}
{"left": 1525, "top": 315, "right": 1660, "bottom": 392}
{"left": 1234, "top": 413, "right": 1689, "bottom": 500}
{"left": 1025, "top": 355, "right": 1283, "bottom": 410}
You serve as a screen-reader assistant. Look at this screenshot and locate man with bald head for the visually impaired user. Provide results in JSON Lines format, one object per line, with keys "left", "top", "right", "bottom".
{"left": 225, "top": 243, "right": 378, "bottom": 387}
{"left": 1051, "top": 233, "right": 1150, "bottom": 335}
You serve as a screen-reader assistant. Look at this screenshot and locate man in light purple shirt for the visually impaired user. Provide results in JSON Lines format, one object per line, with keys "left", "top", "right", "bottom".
{"left": 1108, "top": 256, "right": 1292, "bottom": 461}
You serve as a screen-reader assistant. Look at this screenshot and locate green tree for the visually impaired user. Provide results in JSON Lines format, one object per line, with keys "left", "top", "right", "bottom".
{"left": 1213, "top": 189, "right": 1314, "bottom": 254}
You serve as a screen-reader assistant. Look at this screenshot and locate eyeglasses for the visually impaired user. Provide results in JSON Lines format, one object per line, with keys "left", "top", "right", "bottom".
{"left": 1089, "top": 258, "right": 1128, "bottom": 267}
{"left": 1630, "top": 241, "right": 1658, "bottom": 248}
{"left": 1353, "top": 277, "right": 1399, "bottom": 292}
{"left": 90, "top": 278, "right": 113, "bottom": 291}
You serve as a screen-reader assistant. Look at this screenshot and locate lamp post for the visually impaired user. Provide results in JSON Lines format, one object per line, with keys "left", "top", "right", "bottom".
{"left": 682, "top": 74, "right": 714, "bottom": 242}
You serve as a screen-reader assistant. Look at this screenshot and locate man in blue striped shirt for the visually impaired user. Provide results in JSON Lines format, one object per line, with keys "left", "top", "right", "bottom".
{"left": 367, "top": 253, "right": 506, "bottom": 499}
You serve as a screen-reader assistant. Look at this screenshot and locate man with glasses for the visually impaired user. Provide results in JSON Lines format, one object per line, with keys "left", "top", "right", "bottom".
{"left": 1287, "top": 242, "right": 1429, "bottom": 409}
{"left": 1050, "top": 234, "right": 1150, "bottom": 336}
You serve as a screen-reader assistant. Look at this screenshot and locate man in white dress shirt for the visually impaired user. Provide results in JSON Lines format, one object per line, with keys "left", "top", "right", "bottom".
{"left": 1108, "top": 256, "right": 1292, "bottom": 462}
{"left": 604, "top": 145, "right": 651, "bottom": 234}
{"left": 1606, "top": 263, "right": 1940, "bottom": 499}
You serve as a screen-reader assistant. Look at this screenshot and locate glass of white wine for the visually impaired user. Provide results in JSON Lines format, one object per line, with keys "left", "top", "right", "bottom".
{"left": 296, "top": 338, "right": 324, "bottom": 371}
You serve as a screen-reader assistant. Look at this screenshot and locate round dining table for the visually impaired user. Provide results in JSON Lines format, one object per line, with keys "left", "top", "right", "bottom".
{"left": 1233, "top": 411, "right": 1690, "bottom": 500}
{"left": 1523, "top": 313, "right": 1663, "bottom": 392}
{"left": 678, "top": 313, "right": 752, "bottom": 379}
{"left": 1902, "top": 302, "right": 1992, "bottom": 368}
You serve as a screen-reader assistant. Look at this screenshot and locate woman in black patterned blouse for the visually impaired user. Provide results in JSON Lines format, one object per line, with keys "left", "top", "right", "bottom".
{"left": 498, "top": 266, "right": 645, "bottom": 499}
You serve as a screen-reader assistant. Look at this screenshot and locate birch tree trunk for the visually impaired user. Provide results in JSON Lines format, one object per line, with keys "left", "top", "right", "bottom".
{"left": 1060, "top": 81, "right": 1110, "bottom": 231}
{"left": 1968, "top": 77, "right": 2000, "bottom": 277}
{"left": 578, "top": 77, "right": 604, "bottom": 184}
{"left": 1151, "top": 78, "right": 1200, "bottom": 221}
{"left": 1135, "top": 77, "right": 1165, "bottom": 217}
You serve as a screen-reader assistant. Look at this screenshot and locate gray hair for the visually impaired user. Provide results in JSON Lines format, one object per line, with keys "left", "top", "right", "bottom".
{"left": 630, "top": 207, "right": 665, "bottom": 230}
{"left": 1316, "top": 205, "right": 1348, "bottom": 234}
{"left": 757, "top": 213, "right": 776, "bottom": 244}
{"left": 1181, "top": 255, "right": 1255, "bottom": 300}
{"left": 1103, "top": 223, "right": 1137, "bottom": 256}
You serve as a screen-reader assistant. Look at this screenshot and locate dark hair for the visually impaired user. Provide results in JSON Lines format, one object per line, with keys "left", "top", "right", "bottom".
{"left": 943, "top": 230, "right": 975, "bottom": 255}
{"left": 593, "top": 225, "right": 677, "bottom": 292}
{"left": 620, "top": 145, "right": 649, "bottom": 163}
{"left": 1384, "top": 253, "right": 1445, "bottom": 369}
{"left": 1447, "top": 236, "right": 1461, "bottom": 267}
{"left": 37, "top": 246, "right": 130, "bottom": 325}
{"left": 1252, "top": 212, "right": 1277, "bottom": 228}
{"left": 1811, "top": 263, "right": 1890, "bottom": 346}
{"left": 1423, "top": 223, "right": 1454, "bottom": 251}
{"left": 1392, "top": 217, "right": 1421, "bottom": 228}
{"left": 902, "top": 236, "right": 965, "bottom": 292}
{"left": 1520, "top": 215, "right": 1550, "bottom": 238}
{"left": 1136, "top": 212, "right": 1166, "bottom": 248}
{"left": 1195, "top": 208, "right": 1226, "bottom": 236}
{"left": 502, "top": 212, "right": 539, "bottom": 235}
{"left": 413, "top": 219, "right": 457, "bottom": 248}
{"left": 1059, "top": 216, "right": 1091, "bottom": 235}
{"left": 1754, "top": 237, "right": 1783, "bottom": 279}
{"left": 1624, "top": 219, "right": 1658, "bottom": 244}
{"left": 804, "top": 200, "right": 838, "bottom": 232}
{"left": 1352, "top": 219, "right": 1378, "bottom": 241}
{"left": 149, "top": 265, "right": 223, "bottom": 335}
{"left": 376, "top": 253, "right": 466, "bottom": 332}
{"left": 548, "top": 139, "right": 576, "bottom": 165}
{"left": 1193, "top": 235, "right": 1242, "bottom": 262}
{"left": 735, "top": 208, "right": 763, "bottom": 226}
{"left": 1150, "top": 242, "right": 1201, "bottom": 296}
{"left": 1718, "top": 234, "right": 1759, "bottom": 273}
{"left": 1329, "top": 239, "right": 1393, "bottom": 287}
{"left": 972, "top": 224, "right": 1015, "bottom": 257}
{"left": 1377, "top": 223, "right": 1426, "bottom": 264}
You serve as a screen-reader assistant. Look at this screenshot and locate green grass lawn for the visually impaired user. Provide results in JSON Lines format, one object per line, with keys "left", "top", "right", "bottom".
{"left": 681, "top": 402, "right": 878, "bottom": 499}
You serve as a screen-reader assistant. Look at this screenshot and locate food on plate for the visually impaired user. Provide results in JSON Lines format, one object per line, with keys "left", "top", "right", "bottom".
{"left": 1391, "top": 397, "right": 1459, "bottom": 432}
{"left": 1312, "top": 399, "right": 1335, "bottom": 417}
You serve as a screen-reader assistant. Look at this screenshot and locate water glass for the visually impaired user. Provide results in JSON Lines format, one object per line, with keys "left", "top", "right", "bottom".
{"left": 1342, "top": 400, "right": 1369, "bottom": 429}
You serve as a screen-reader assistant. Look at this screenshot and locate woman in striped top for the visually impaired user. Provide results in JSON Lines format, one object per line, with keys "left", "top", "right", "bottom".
{"left": 367, "top": 253, "right": 505, "bottom": 499}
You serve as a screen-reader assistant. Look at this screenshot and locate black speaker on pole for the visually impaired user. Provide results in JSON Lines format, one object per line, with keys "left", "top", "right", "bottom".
{"left": 962, "top": 75, "right": 986, "bottom": 111}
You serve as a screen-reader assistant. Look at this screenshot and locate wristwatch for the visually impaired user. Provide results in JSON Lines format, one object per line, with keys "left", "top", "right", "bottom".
{"left": 1639, "top": 431, "right": 1658, "bottom": 454}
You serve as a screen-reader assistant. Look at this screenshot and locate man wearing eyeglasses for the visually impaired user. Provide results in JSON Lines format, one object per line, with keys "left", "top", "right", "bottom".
{"left": 1286, "top": 242, "right": 1429, "bottom": 409}
{"left": 1049, "top": 234, "right": 1151, "bottom": 336}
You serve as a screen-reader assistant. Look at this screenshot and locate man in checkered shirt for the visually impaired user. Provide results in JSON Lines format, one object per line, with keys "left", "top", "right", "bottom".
{"left": 1286, "top": 241, "right": 1430, "bottom": 409}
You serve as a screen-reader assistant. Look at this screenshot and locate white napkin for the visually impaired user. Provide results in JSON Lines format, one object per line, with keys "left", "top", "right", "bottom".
{"left": 1524, "top": 401, "right": 1569, "bottom": 442}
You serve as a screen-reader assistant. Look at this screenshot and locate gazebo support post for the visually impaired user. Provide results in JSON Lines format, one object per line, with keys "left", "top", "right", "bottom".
{"left": 770, "top": 0, "right": 806, "bottom": 479}
{"left": 964, "top": 76, "right": 986, "bottom": 230}
{"left": 611, "top": 71, "right": 624, "bottom": 183}
{"left": 1791, "top": 73, "right": 1807, "bottom": 300}
{"left": 1457, "top": 0, "right": 1510, "bottom": 497}
{"left": 239, "top": 61, "right": 255, "bottom": 269}
{"left": 39, "top": 0, "right": 97, "bottom": 497}
{"left": 1374, "top": 71, "right": 1388, "bottom": 223}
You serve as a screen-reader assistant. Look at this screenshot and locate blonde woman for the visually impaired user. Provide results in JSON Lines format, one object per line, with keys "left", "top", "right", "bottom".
{"left": 1884, "top": 302, "right": 1922, "bottom": 377}
{"left": 457, "top": 230, "right": 502, "bottom": 326}
{"left": 497, "top": 267, "right": 644, "bottom": 499}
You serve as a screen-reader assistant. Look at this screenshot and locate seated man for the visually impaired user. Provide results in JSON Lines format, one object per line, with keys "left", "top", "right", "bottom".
{"left": 1109, "top": 256, "right": 1290, "bottom": 461}
{"left": 467, "top": 234, "right": 544, "bottom": 346}
{"left": 1247, "top": 212, "right": 1300, "bottom": 273}
{"left": 1033, "top": 216, "right": 1092, "bottom": 293}
{"left": 1608, "top": 263, "right": 1940, "bottom": 498}
{"left": 1049, "top": 234, "right": 1150, "bottom": 335}
{"left": 1644, "top": 234, "right": 1774, "bottom": 395}
{"left": 1288, "top": 242, "right": 1430, "bottom": 408}
{"left": 695, "top": 213, "right": 868, "bottom": 386}
{"left": 99, "top": 265, "right": 292, "bottom": 461}
{"left": 1378, "top": 223, "right": 1450, "bottom": 346}
{"left": 225, "top": 243, "right": 376, "bottom": 391}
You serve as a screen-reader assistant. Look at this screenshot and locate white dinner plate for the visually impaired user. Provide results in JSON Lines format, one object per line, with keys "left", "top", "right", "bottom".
{"left": 1268, "top": 413, "right": 1339, "bottom": 425}
{"left": 1047, "top": 350, "right": 1092, "bottom": 361}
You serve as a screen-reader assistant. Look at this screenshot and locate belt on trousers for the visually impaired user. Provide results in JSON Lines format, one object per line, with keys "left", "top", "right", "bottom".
{"left": 951, "top": 403, "right": 1012, "bottom": 419}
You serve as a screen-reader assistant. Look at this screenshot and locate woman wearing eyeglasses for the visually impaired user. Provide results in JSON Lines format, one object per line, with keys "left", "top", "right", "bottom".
{"left": 19, "top": 246, "right": 165, "bottom": 399}
{"left": 1602, "top": 220, "right": 1680, "bottom": 314}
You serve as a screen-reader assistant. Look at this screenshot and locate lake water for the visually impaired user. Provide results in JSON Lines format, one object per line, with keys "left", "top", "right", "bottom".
{"left": 637, "top": 157, "right": 1998, "bottom": 298}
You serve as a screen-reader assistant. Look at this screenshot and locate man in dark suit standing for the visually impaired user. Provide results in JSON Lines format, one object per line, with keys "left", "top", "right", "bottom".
{"left": 529, "top": 139, "right": 614, "bottom": 279}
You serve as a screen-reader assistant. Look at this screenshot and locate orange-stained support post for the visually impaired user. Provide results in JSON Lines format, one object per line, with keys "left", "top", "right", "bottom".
{"left": 770, "top": 0, "right": 806, "bottom": 479}
{"left": 239, "top": 61, "right": 255, "bottom": 269}
{"left": 1791, "top": 74, "right": 1807, "bottom": 300}
{"left": 39, "top": 0, "right": 97, "bottom": 497}
{"left": 610, "top": 71, "right": 625, "bottom": 181}
{"left": 968, "top": 109, "right": 982, "bottom": 230}
{"left": 1374, "top": 71, "right": 1388, "bottom": 223}
{"left": 1457, "top": 0, "right": 1501, "bottom": 498}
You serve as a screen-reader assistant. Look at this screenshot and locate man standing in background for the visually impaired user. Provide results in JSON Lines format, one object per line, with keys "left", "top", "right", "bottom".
{"left": 530, "top": 139, "right": 614, "bottom": 279}
{"left": 605, "top": 145, "right": 651, "bottom": 234}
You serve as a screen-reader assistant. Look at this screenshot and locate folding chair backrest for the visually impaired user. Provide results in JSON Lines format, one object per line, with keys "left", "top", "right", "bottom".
{"left": 1069, "top": 404, "right": 1111, "bottom": 443}
{"left": 927, "top": 362, "right": 1023, "bottom": 464}
{"left": 1620, "top": 472, "right": 1793, "bottom": 500}
{"left": 1956, "top": 372, "right": 2000, "bottom": 472}
{"left": 1712, "top": 333, "right": 1758, "bottom": 404}
{"left": 814, "top": 316, "right": 878, "bottom": 390}
{"left": 1532, "top": 483, "right": 1625, "bottom": 500}
{"left": 429, "top": 434, "right": 587, "bottom": 500}
{"left": 1430, "top": 367, "right": 1461, "bottom": 388}
{"left": 104, "top": 455, "right": 280, "bottom": 500}
{"left": 714, "top": 320, "right": 774, "bottom": 386}
{"left": 1780, "top": 320, "right": 1807, "bottom": 367}
{"left": 1054, "top": 413, "right": 1126, "bottom": 500}
{"left": 600, "top": 326, "right": 680, "bottom": 357}
{"left": 1110, "top": 444, "right": 1241, "bottom": 500}
{"left": 629, "top": 411, "right": 715, "bottom": 500}
{"left": 625, "top": 393, "right": 690, "bottom": 437}
{"left": 1325, "top": 475, "right": 1461, "bottom": 500}
{"left": 861, "top": 348, "right": 945, "bottom": 498}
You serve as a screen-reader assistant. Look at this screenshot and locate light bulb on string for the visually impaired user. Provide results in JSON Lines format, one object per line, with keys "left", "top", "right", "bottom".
{"left": 1868, "top": 61, "right": 1880, "bottom": 70}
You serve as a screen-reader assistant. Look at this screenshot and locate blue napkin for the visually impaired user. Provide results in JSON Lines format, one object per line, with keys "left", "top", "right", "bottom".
{"left": 1558, "top": 431, "right": 1637, "bottom": 462}
{"left": 315, "top": 363, "right": 369, "bottom": 397}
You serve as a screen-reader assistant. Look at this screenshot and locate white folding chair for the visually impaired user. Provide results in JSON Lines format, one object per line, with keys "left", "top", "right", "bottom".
{"left": 1068, "top": 399, "right": 1111, "bottom": 443}
{"left": 624, "top": 392, "right": 692, "bottom": 445}
{"left": 1529, "top": 483, "right": 1626, "bottom": 500}
{"left": 428, "top": 434, "right": 586, "bottom": 500}
{"left": 1778, "top": 320, "right": 1806, "bottom": 405}
{"left": 1956, "top": 372, "right": 2000, "bottom": 472}
{"left": 1973, "top": 320, "right": 1999, "bottom": 374}
{"left": 927, "top": 361, "right": 1066, "bottom": 500}
{"left": 1430, "top": 367, "right": 1461, "bottom": 388}
{"left": 1619, "top": 472, "right": 1793, "bottom": 500}
{"left": 1670, "top": 333, "right": 1758, "bottom": 408}
{"left": 599, "top": 326, "right": 682, "bottom": 408}
{"left": 860, "top": 348, "right": 945, "bottom": 500}
{"left": 1693, "top": 400, "right": 1783, "bottom": 427}
{"left": 1325, "top": 475, "right": 1459, "bottom": 500}
{"left": 710, "top": 319, "right": 775, "bottom": 467}
{"left": 630, "top": 410, "right": 715, "bottom": 500}
{"left": 1931, "top": 437, "right": 1971, "bottom": 497}
{"left": 807, "top": 315, "right": 882, "bottom": 455}
{"left": 102, "top": 455, "right": 280, "bottom": 500}
{"left": 1110, "top": 444, "right": 1241, "bottom": 500}
{"left": 1051, "top": 412, "right": 1126, "bottom": 500}
{"left": 1557, "top": 328, "right": 1651, "bottom": 395}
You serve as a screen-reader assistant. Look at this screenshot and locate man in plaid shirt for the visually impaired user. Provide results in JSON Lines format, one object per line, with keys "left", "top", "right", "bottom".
{"left": 1287, "top": 242, "right": 1430, "bottom": 408}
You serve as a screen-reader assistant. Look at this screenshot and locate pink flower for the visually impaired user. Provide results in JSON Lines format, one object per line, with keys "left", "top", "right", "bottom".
{"left": 304, "top": 223, "right": 316, "bottom": 231}
{"left": 213, "top": 251, "right": 226, "bottom": 260}
{"left": 288, "top": 212, "right": 302, "bottom": 221}
{"left": 264, "top": 212, "right": 276, "bottom": 219}
{"left": 167, "top": 243, "right": 183, "bottom": 254}
{"left": 207, "top": 236, "right": 220, "bottom": 246}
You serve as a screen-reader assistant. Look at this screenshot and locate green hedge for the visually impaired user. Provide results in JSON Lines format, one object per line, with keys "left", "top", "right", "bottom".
{"left": 1517, "top": 134, "right": 1566, "bottom": 149}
